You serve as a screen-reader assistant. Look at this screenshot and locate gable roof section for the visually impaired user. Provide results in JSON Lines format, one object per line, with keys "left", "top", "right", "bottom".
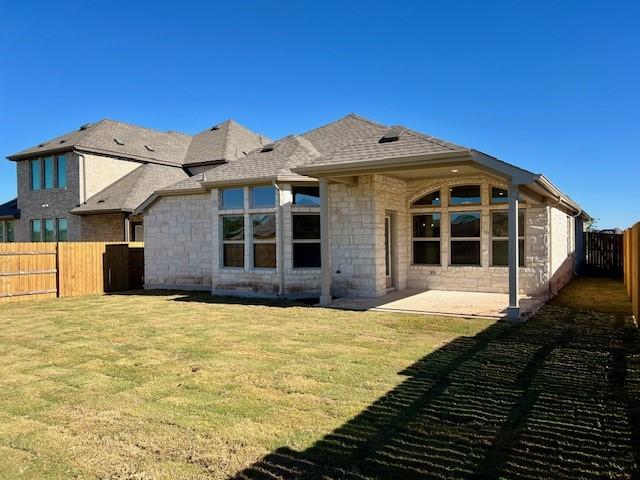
{"left": 72, "top": 164, "right": 189, "bottom": 215}
{"left": 184, "top": 119, "right": 270, "bottom": 166}
{"left": 8, "top": 119, "right": 267, "bottom": 168}
{"left": 199, "top": 135, "right": 321, "bottom": 187}
{"left": 300, "top": 113, "right": 388, "bottom": 155}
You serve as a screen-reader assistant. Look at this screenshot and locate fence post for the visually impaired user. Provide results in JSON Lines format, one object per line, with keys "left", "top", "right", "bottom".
{"left": 55, "top": 242, "right": 60, "bottom": 298}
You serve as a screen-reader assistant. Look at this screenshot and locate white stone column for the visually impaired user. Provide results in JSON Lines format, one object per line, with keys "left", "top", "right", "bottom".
{"left": 320, "top": 178, "right": 332, "bottom": 305}
{"left": 507, "top": 182, "right": 520, "bottom": 321}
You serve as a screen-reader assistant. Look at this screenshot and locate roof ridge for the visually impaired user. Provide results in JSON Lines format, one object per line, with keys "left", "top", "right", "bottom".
{"left": 101, "top": 118, "right": 191, "bottom": 138}
{"left": 299, "top": 113, "right": 386, "bottom": 138}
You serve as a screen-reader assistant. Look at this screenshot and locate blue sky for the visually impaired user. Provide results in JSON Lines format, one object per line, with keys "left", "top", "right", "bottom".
{"left": 1, "top": 0, "right": 638, "bottom": 228}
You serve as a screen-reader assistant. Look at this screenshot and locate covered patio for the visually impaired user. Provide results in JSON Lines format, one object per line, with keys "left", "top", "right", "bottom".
{"left": 295, "top": 137, "right": 583, "bottom": 321}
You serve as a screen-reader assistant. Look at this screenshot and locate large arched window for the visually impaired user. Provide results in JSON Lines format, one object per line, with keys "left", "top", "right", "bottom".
{"left": 411, "top": 190, "right": 441, "bottom": 207}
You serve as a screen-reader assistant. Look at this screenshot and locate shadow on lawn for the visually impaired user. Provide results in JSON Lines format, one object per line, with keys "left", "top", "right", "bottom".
{"left": 232, "top": 304, "right": 640, "bottom": 480}
{"left": 108, "top": 289, "right": 318, "bottom": 308}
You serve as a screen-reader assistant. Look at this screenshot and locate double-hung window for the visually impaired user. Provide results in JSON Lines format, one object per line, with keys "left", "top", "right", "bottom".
{"left": 450, "top": 212, "right": 481, "bottom": 265}
{"left": 252, "top": 214, "right": 276, "bottom": 268}
{"left": 222, "top": 216, "right": 244, "bottom": 267}
{"left": 491, "top": 210, "right": 525, "bottom": 266}
{"left": 292, "top": 214, "right": 321, "bottom": 268}
{"left": 412, "top": 214, "right": 441, "bottom": 265}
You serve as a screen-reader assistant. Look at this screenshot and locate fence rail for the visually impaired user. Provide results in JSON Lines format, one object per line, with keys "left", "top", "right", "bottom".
{"left": 0, "top": 242, "right": 144, "bottom": 304}
{"left": 624, "top": 223, "right": 639, "bottom": 319}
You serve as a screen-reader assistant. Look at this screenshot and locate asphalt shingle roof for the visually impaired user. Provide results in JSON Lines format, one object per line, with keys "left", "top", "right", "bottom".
{"left": 8, "top": 119, "right": 268, "bottom": 167}
{"left": 301, "top": 127, "right": 468, "bottom": 169}
{"left": 185, "top": 119, "right": 270, "bottom": 165}
{"left": 200, "top": 135, "right": 321, "bottom": 185}
{"left": 0, "top": 198, "right": 19, "bottom": 219}
{"left": 72, "top": 164, "right": 189, "bottom": 214}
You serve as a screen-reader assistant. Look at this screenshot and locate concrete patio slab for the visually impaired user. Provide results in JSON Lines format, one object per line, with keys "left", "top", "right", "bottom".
{"left": 327, "top": 289, "right": 547, "bottom": 319}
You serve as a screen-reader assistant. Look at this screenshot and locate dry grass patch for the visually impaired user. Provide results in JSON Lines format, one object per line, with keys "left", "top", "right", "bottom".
{"left": 0, "top": 292, "right": 491, "bottom": 479}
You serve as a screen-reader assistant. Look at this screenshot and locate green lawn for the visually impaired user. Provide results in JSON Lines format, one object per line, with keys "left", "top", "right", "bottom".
{"left": 0, "top": 284, "right": 638, "bottom": 479}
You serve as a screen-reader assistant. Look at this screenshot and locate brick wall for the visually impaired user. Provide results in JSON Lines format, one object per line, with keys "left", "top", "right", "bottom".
{"left": 14, "top": 154, "right": 82, "bottom": 241}
{"left": 80, "top": 213, "right": 126, "bottom": 241}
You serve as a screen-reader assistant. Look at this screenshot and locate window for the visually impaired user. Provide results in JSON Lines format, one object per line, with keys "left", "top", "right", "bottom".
{"left": 44, "top": 157, "right": 55, "bottom": 189}
{"left": 31, "top": 219, "right": 42, "bottom": 242}
{"left": 57, "top": 218, "right": 68, "bottom": 242}
{"left": 491, "top": 210, "right": 525, "bottom": 266}
{"left": 251, "top": 185, "right": 276, "bottom": 208}
{"left": 222, "top": 216, "right": 244, "bottom": 267}
{"left": 293, "top": 186, "right": 320, "bottom": 205}
{"left": 0, "top": 220, "right": 10, "bottom": 242}
{"left": 450, "top": 212, "right": 481, "bottom": 265}
{"left": 31, "top": 159, "right": 42, "bottom": 190}
{"left": 44, "top": 218, "right": 55, "bottom": 242}
{"left": 491, "top": 187, "right": 508, "bottom": 204}
{"left": 292, "top": 214, "right": 321, "bottom": 268}
{"left": 412, "top": 214, "right": 441, "bottom": 265}
{"left": 29, "top": 156, "right": 67, "bottom": 190}
{"left": 57, "top": 155, "right": 67, "bottom": 188}
{"left": 450, "top": 185, "right": 481, "bottom": 206}
{"left": 252, "top": 214, "right": 276, "bottom": 268}
{"left": 411, "top": 190, "right": 441, "bottom": 207}
{"left": 221, "top": 188, "right": 244, "bottom": 209}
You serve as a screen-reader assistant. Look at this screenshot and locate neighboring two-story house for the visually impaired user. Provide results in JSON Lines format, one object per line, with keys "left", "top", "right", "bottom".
{"left": 2, "top": 119, "right": 269, "bottom": 242}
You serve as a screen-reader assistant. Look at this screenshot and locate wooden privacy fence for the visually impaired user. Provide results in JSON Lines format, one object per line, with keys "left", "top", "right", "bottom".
{"left": 584, "top": 231, "right": 624, "bottom": 278}
{"left": 624, "top": 223, "right": 639, "bottom": 319}
{"left": 0, "top": 242, "right": 144, "bottom": 303}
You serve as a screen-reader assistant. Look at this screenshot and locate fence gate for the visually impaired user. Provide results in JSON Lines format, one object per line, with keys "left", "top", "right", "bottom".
{"left": 584, "top": 232, "right": 624, "bottom": 278}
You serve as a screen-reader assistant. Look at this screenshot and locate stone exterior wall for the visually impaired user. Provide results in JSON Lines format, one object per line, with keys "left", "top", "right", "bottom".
{"left": 329, "top": 176, "right": 379, "bottom": 297}
{"left": 144, "top": 193, "right": 213, "bottom": 290}
{"left": 143, "top": 173, "right": 567, "bottom": 300}
{"left": 80, "top": 213, "right": 126, "bottom": 241}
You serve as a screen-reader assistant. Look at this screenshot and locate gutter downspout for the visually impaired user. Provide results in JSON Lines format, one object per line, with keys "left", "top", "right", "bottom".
{"left": 273, "top": 182, "right": 285, "bottom": 296}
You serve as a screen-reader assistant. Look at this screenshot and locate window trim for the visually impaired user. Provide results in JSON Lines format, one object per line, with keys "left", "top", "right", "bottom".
{"left": 292, "top": 213, "right": 321, "bottom": 270}
{"left": 449, "top": 211, "right": 482, "bottom": 266}
{"left": 411, "top": 213, "right": 441, "bottom": 266}
{"left": 490, "top": 209, "right": 526, "bottom": 267}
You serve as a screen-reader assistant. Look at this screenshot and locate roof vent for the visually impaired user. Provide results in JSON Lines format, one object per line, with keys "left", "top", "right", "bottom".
{"left": 80, "top": 123, "right": 93, "bottom": 131}
{"left": 114, "top": 138, "right": 125, "bottom": 146}
{"left": 379, "top": 127, "right": 405, "bottom": 144}
{"left": 145, "top": 145, "right": 155, "bottom": 152}
{"left": 210, "top": 124, "right": 220, "bottom": 131}
{"left": 59, "top": 139, "right": 66, "bottom": 144}
{"left": 38, "top": 143, "right": 46, "bottom": 147}
{"left": 261, "top": 143, "right": 275, "bottom": 152}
